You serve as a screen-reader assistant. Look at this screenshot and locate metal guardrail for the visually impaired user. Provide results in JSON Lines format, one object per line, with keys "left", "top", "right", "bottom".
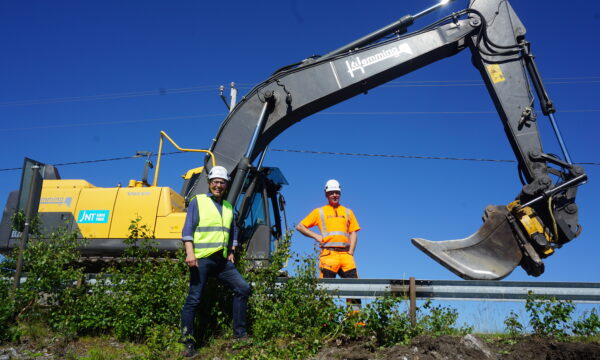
{"left": 7, "top": 274, "right": 600, "bottom": 303}
{"left": 275, "top": 278, "right": 600, "bottom": 303}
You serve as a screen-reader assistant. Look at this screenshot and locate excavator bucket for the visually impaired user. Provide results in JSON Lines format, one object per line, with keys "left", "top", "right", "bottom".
{"left": 411, "top": 205, "right": 523, "bottom": 280}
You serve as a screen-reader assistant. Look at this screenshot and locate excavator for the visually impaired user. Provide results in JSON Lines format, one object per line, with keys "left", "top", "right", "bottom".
{"left": 0, "top": 0, "right": 587, "bottom": 280}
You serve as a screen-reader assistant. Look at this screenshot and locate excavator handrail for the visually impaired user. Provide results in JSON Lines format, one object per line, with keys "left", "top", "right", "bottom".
{"left": 152, "top": 131, "right": 216, "bottom": 187}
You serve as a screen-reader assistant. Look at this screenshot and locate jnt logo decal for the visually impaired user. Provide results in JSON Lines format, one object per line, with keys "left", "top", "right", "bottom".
{"left": 345, "top": 43, "right": 413, "bottom": 78}
{"left": 77, "top": 210, "right": 110, "bottom": 224}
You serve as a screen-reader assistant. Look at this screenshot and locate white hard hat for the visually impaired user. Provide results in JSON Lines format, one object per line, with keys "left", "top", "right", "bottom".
{"left": 324, "top": 179, "right": 341, "bottom": 192}
{"left": 208, "top": 166, "right": 229, "bottom": 181}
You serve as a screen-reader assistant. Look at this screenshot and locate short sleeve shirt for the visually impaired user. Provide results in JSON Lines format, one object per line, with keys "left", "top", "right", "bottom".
{"left": 300, "top": 205, "right": 360, "bottom": 236}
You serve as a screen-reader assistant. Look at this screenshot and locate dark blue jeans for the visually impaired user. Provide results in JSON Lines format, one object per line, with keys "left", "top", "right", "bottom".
{"left": 181, "top": 252, "right": 251, "bottom": 344}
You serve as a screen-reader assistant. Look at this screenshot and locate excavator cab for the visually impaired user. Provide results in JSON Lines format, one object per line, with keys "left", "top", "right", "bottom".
{"left": 236, "top": 167, "right": 288, "bottom": 268}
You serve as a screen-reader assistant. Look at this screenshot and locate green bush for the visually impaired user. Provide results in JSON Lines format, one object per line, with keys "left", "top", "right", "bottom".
{"left": 108, "top": 218, "right": 188, "bottom": 341}
{"left": 52, "top": 275, "right": 116, "bottom": 336}
{"left": 0, "top": 274, "right": 17, "bottom": 342}
{"left": 418, "top": 299, "right": 473, "bottom": 336}
{"left": 11, "top": 210, "right": 42, "bottom": 236}
{"left": 235, "top": 234, "right": 472, "bottom": 358}
{"left": 145, "top": 323, "right": 184, "bottom": 359}
{"left": 503, "top": 310, "right": 524, "bottom": 338}
{"left": 572, "top": 308, "right": 600, "bottom": 337}
{"left": 15, "top": 225, "right": 83, "bottom": 325}
{"left": 237, "top": 235, "right": 337, "bottom": 359}
{"left": 110, "top": 257, "right": 188, "bottom": 341}
{"left": 54, "top": 217, "right": 188, "bottom": 341}
{"left": 18, "top": 213, "right": 600, "bottom": 358}
{"left": 525, "top": 291, "right": 575, "bottom": 339}
{"left": 357, "top": 295, "right": 415, "bottom": 346}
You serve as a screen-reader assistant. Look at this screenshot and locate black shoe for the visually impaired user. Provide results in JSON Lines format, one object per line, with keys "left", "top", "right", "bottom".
{"left": 182, "top": 343, "right": 197, "bottom": 358}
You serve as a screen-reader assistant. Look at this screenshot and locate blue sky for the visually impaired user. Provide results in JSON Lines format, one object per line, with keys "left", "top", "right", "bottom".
{"left": 1, "top": 0, "right": 599, "bottom": 296}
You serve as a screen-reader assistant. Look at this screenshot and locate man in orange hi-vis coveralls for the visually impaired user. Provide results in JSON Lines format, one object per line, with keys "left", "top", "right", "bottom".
{"left": 296, "top": 179, "right": 362, "bottom": 310}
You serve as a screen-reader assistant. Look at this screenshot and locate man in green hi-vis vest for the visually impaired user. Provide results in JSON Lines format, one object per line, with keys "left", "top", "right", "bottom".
{"left": 180, "top": 166, "right": 251, "bottom": 358}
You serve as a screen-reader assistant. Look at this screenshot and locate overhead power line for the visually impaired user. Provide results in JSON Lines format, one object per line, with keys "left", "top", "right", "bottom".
{"left": 0, "top": 85, "right": 254, "bottom": 107}
{"left": 0, "top": 151, "right": 184, "bottom": 172}
{"left": 1, "top": 149, "right": 598, "bottom": 173}
{"left": 1, "top": 77, "right": 599, "bottom": 107}
{"left": 1, "top": 109, "right": 599, "bottom": 132}
{"left": 270, "top": 149, "right": 600, "bottom": 166}
{"left": 0, "top": 114, "right": 224, "bottom": 132}
{"left": 270, "top": 148, "right": 516, "bottom": 163}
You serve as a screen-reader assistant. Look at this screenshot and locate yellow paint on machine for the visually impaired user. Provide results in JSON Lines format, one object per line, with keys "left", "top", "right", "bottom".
{"left": 486, "top": 64, "right": 506, "bottom": 84}
{"left": 76, "top": 187, "right": 119, "bottom": 238}
{"left": 507, "top": 201, "right": 554, "bottom": 256}
{"left": 38, "top": 179, "right": 186, "bottom": 239}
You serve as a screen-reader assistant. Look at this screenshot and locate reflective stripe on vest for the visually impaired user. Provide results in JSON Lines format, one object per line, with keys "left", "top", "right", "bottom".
{"left": 192, "top": 194, "right": 233, "bottom": 259}
{"left": 318, "top": 206, "right": 350, "bottom": 246}
{"left": 195, "top": 226, "right": 229, "bottom": 232}
{"left": 323, "top": 242, "right": 349, "bottom": 248}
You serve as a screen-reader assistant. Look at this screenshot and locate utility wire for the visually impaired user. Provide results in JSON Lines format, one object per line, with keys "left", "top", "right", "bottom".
{"left": 1, "top": 77, "right": 599, "bottom": 107}
{"left": 383, "top": 80, "right": 600, "bottom": 88}
{"left": 271, "top": 148, "right": 516, "bottom": 163}
{"left": 0, "top": 151, "right": 185, "bottom": 172}
{"left": 0, "top": 114, "right": 224, "bottom": 132}
{"left": 270, "top": 149, "right": 600, "bottom": 166}
{"left": 1, "top": 149, "right": 598, "bottom": 173}
{"left": 52, "top": 151, "right": 183, "bottom": 167}
{"left": 1, "top": 109, "right": 599, "bottom": 132}
{"left": 0, "top": 85, "right": 254, "bottom": 107}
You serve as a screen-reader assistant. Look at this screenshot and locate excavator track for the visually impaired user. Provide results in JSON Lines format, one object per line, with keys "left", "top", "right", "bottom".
{"left": 73, "top": 255, "right": 180, "bottom": 273}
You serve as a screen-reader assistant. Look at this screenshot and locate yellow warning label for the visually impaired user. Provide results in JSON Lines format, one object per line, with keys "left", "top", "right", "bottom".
{"left": 487, "top": 64, "right": 505, "bottom": 83}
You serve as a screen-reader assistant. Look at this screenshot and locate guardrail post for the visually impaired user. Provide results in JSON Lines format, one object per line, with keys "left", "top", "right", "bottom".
{"left": 12, "top": 165, "right": 41, "bottom": 293}
{"left": 409, "top": 276, "right": 416, "bottom": 326}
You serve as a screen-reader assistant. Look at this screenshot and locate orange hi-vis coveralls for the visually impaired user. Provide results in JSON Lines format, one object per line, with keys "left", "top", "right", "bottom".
{"left": 300, "top": 204, "right": 360, "bottom": 278}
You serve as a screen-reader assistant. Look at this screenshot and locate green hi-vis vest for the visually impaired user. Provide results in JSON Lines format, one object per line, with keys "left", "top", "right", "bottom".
{"left": 193, "top": 194, "right": 233, "bottom": 259}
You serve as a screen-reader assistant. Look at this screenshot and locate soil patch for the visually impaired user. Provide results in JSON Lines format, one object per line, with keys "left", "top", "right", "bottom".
{"left": 312, "top": 334, "right": 600, "bottom": 360}
{"left": 500, "top": 337, "right": 600, "bottom": 360}
{"left": 1, "top": 334, "right": 599, "bottom": 359}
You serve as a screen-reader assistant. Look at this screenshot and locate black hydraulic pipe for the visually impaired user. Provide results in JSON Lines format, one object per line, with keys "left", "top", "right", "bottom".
{"left": 227, "top": 156, "right": 250, "bottom": 207}
{"left": 320, "top": 0, "right": 455, "bottom": 61}
{"left": 228, "top": 93, "right": 273, "bottom": 205}
{"left": 236, "top": 173, "right": 259, "bottom": 226}
{"left": 519, "top": 174, "right": 588, "bottom": 209}
{"left": 523, "top": 46, "right": 554, "bottom": 116}
{"left": 256, "top": 146, "right": 269, "bottom": 171}
{"left": 245, "top": 94, "right": 272, "bottom": 159}
{"left": 523, "top": 46, "right": 572, "bottom": 164}
{"left": 319, "top": 15, "right": 414, "bottom": 61}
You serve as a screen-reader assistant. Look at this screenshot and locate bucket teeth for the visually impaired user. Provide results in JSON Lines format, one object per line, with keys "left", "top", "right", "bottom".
{"left": 411, "top": 205, "right": 523, "bottom": 280}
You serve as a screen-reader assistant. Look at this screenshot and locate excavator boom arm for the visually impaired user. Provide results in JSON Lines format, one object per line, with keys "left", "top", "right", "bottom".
{"left": 182, "top": 0, "right": 586, "bottom": 280}
{"left": 185, "top": 9, "right": 478, "bottom": 199}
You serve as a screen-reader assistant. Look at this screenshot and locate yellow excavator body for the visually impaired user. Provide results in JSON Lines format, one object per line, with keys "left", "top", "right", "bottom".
{"left": 38, "top": 179, "right": 185, "bottom": 244}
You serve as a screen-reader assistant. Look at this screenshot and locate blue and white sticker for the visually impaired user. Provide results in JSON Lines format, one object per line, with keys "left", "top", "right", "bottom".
{"left": 77, "top": 210, "right": 110, "bottom": 224}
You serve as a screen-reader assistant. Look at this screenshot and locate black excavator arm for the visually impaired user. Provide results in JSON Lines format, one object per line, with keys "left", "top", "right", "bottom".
{"left": 183, "top": 0, "right": 587, "bottom": 280}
